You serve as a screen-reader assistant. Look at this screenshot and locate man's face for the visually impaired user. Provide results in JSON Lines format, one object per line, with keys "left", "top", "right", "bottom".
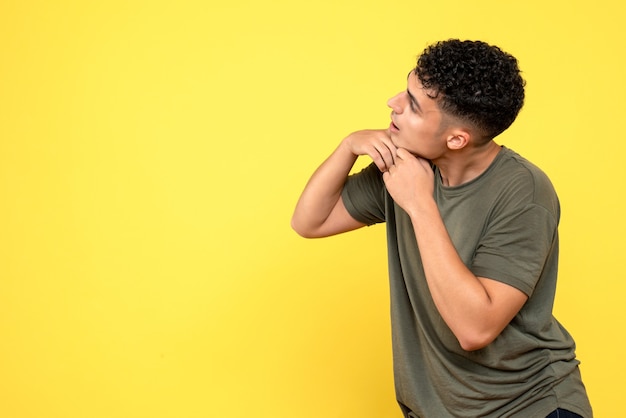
{"left": 387, "top": 71, "right": 450, "bottom": 160}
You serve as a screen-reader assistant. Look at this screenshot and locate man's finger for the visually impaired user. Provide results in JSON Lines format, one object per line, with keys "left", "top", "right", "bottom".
{"left": 397, "top": 148, "right": 414, "bottom": 160}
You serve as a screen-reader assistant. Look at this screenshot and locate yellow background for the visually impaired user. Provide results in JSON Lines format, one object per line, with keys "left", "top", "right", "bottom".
{"left": 1, "top": 0, "right": 624, "bottom": 417}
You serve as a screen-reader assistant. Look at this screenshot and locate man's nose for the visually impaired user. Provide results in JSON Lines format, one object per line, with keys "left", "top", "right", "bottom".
{"left": 387, "top": 92, "right": 404, "bottom": 113}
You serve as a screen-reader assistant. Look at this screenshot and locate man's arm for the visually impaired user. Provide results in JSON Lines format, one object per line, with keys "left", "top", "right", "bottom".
{"left": 410, "top": 203, "right": 528, "bottom": 351}
{"left": 384, "top": 149, "right": 528, "bottom": 351}
{"left": 291, "top": 129, "right": 397, "bottom": 238}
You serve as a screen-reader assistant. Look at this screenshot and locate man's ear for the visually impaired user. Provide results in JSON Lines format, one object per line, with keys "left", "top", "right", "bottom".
{"left": 446, "top": 131, "right": 470, "bottom": 150}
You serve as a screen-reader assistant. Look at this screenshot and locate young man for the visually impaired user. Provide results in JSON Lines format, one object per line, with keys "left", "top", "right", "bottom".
{"left": 291, "top": 40, "right": 592, "bottom": 417}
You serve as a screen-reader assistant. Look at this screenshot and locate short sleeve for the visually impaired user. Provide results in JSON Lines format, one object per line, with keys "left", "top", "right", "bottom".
{"left": 471, "top": 203, "right": 558, "bottom": 297}
{"left": 341, "top": 163, "right": 387, "bottom": 225}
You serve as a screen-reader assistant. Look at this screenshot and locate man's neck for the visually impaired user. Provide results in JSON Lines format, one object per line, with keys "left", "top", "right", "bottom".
{"left": 435, "top": 141, "right": 502, "bottom": 187}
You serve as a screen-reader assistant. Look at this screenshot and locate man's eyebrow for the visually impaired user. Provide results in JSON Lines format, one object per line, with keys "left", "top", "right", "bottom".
{"left": 405, "top": 70, "right": 422, "bottom": 111}
{"left": 406, "top": 88, "right": 422, "bottom": 112}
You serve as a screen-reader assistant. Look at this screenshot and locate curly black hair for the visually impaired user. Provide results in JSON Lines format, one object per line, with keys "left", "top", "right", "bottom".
{"left": 416, "top": 39, "right": 525, "bottom": 140}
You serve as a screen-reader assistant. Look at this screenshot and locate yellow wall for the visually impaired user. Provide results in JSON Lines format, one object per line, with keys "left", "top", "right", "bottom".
{"left": 1, "top": 1, "right": 624, "bottom": 417}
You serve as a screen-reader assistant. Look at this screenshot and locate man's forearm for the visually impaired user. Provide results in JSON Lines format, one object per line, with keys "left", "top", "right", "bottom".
{"left": 410, "top": 205, "right": 493, "bottom": 348}
{"left": 291, "top": 140, "right": 358, "bottom": 237}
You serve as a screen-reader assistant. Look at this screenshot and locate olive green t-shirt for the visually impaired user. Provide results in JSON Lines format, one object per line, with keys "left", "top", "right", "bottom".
{"left": 341, "top": 147, "right": 592, "bottom": 417}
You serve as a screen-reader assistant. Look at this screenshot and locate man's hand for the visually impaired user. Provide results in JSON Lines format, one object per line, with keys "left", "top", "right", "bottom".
{"left": 344, "top": 129, "right": 398, "bottom": 172}
{"left": 383, "top": 148, "right": 434, "bottom": 216}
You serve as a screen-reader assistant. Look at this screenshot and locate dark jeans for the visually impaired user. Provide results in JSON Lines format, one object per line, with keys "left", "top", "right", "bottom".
{"left": 399, "top": 403, "right": 583, "bottom": 418}
{"left": 546, "top": 409, "right": 583, "bottom": 418}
